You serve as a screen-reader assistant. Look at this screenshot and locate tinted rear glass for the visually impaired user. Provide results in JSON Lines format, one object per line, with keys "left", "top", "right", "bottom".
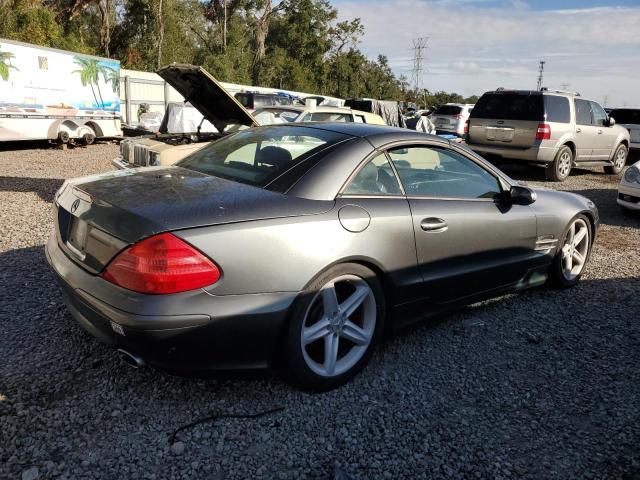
{"left": 471, "top": 92, "right": 543, "bottom": 121}
{"left": 177, "top": 126, "right": 349, "bottom": 188}
{"left": 543, "top": 95, "right": 570, "bottom": 123}
{"left": 434, "top": 105, "right": 462, "bottom": 115}
{"left": 610, "top": 109, "right": 640, "bottom": 125}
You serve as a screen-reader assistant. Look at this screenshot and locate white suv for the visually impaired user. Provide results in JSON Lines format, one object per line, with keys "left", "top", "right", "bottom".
{"left": 430, "top": 103, "right": 474, "bottom": 136}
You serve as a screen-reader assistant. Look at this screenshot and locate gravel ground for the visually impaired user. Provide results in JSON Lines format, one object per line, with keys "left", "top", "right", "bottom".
{"left": 1, "top": 142, "right": 639, "bottom": 480}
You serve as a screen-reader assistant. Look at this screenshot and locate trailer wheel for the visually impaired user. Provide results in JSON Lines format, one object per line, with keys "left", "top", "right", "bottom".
{"left": 82, "top": 132, "right": 96, "bottom": 145}
{"left": 57, "top": 131, "right": 70, "bottom": 144}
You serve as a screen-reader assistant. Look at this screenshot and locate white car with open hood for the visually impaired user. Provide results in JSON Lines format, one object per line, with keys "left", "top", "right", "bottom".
{"left": 113, "top": 64, "right": 258, "bottom": 169}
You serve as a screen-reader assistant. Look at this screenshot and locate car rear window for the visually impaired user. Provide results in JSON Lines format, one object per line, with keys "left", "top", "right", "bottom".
{"left": 609, "top": 109, "right": 640, "bottom": 125}
{"left": 177, "top": 126, "right": 349, "bottom": 188}
{"left": 471, "top": 92, "right": 544, "bottom": 121}
{"left": 434, "top": 105, "right": 462, "bottom": 116}
{"left": 543, "top": 95, "right": 570, "bottom": 123}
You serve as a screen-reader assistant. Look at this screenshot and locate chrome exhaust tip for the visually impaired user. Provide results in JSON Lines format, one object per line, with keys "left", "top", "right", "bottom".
{"left": 117, "top": 349, "right": 145, "bottom": 369}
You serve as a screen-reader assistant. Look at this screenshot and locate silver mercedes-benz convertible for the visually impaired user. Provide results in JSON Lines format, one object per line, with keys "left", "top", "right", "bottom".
{"left": 47, "top": 123, "right": 598, "bottom": 390}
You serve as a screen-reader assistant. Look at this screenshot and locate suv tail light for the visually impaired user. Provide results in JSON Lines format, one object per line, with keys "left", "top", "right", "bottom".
{"left": 464, "top": 120, "right": 470, "bottom": 135}
{"left": 536, "top": 123, "right": 551, "bottom": 140}
{"left": 102, "top": 232, "right": 221, "bottom": 294}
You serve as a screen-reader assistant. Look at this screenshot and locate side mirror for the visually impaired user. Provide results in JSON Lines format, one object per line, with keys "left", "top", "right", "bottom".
{"left": 509, "top": 185, "right": 537, "bottom": 205}
{"left": 607, "top": 116, "right": 616, "bottom": 127}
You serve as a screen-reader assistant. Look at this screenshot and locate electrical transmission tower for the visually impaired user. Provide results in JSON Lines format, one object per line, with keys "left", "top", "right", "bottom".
{"left": 411, "top": 37, "right": 428, "bottom": 93}
{"left": 536, "top": 61, "right": 545, "bottom": 90}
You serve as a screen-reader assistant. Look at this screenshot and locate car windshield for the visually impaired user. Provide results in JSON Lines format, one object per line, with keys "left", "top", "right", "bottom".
{"left": 471, "top": 92, "right": 544, "bottom": 120}
{"left": 609, "top": 109, "right": 640, "bottom": 125}
{"left": 253, "top": 108, "right": 301, "bottom": 124}
{"left": 434, "top": 105, "right": 462, "bottom": 116}
{"left": 177, "top": 126, "right": 348, "bottom": 187}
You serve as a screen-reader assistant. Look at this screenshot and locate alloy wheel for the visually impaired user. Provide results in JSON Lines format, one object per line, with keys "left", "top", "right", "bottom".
{"left": 558, "top": 151, "right": 572, "bottom": 179}
{"left": 300, "top": 274, "right": 376, "bottom": 377}
{"left": 614, "top": 147, "right": 627, "bottom": 170}
{"left": 560, "top": 218, "right": 590, "bottom": 281}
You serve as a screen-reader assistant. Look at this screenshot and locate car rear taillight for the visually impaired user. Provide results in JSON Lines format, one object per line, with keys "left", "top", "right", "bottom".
{"left": 102, "top": 232, "right": 221, "bottom": 294}
{"left": 464, "top": 120, "right": 469, "bottom": 135}
{"left": 536, "top": 123, "right": 551, "bottom": 140}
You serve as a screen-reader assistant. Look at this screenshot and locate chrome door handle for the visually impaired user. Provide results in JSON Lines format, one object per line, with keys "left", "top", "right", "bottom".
{"left": 420, "top": 217, "right": 448, "bottom": 232}
{"left": 576, "top": 128, "right": 582, "bottom": 133}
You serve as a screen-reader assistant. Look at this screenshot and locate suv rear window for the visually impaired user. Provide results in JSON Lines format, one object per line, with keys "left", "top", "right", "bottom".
{"left": 471, "top": 92, "right": 543, "bottom": 121}
{"left": 609, "top": 109, "right": 640, "bottom": 125}
{"left": 434, "top": 105, "right": 462, "bottom": 116}
{"left": 543, "top": 95, "right": 570, "bottom": 123}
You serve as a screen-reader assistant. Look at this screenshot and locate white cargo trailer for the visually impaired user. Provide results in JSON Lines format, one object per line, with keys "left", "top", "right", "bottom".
{"left": 0, "top": 38, "right": 121, "bottom": 143}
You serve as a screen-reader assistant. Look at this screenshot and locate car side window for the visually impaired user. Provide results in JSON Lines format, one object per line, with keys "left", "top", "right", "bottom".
{"left": 343, "top": 153, "right": 403, "bottom": 196}
{"left": 544, "top": 95, "right": 570, "bottom": 123}
{"left": 388, "top": 146, "right": 501, "bottom": 199}
{"left": 590, "top": 102, "right": 607, "bottom": 126}
{"left": 575, "top": 99, "right": 593, "bottom": 126}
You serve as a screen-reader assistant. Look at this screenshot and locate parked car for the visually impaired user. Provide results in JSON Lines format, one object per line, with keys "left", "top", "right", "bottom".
{"left": 252, "top": 105, "right": 386, "bottom": 125}
{"left": 234, "top": 91, "right": 298, "bottom": 112}
{"left": 608, "top": 108, "right": 640, "bottom": 151}
{"left": 112, "top": 64, "right": 258, "bottom": 170}
{"left": 617, "top": 159, "right": 640, "bottom": 211}
{"left": 466, "top": 89, "right": 630, "bottom": 181}
{"left": 429, "top": 103, "right": 474, "bottom": 136}
{"left": 48, "top": 122, "right": 598, "bottom": 390}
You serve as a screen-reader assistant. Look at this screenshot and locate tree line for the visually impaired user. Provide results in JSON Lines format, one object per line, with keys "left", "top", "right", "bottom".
{"left": 0, "top": 0, "right": 478, "bottom": 106}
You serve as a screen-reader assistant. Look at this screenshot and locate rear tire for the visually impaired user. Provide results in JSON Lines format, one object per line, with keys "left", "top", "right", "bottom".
{"left": 604, "top": 144, "right": 627, "bottom": 174}
{"left": 283, "top": 263, "right": 385, "bottom": 391}
{"left": 82, "top": 132, "right": 96, "bottom": 146}
{"left": 545, "top": 145, "right": 573, "bottom": 182}
{"left": 57, "top": 131, "right": 70, "bottom": 144}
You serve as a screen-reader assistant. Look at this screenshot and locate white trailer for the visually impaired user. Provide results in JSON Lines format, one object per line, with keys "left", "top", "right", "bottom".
{"left": 0, "top": 38, "right": 121, "bottom": 143}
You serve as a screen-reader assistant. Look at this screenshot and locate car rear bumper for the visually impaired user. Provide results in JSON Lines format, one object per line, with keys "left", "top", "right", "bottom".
{"left": 617, "top": 184, "right": 640, "bottom": 210}
{"left": 467, "top": 143, "right": 558, "bottom": 163}
{"left": 45, "top": 234, "right": 296, "bottom": 371}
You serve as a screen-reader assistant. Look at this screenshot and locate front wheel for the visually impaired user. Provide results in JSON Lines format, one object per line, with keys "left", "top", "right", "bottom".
{"left": 549, "top": 215, "right": 592, "bottom": 288}
{"left": 604, "top": 144, "right": 627, "bottom": 174}
{"left": 283, "top": 263, "right": 385, "bottom": 391}
{"left": 545, "top": 146, "right": 573, "bottom": 182}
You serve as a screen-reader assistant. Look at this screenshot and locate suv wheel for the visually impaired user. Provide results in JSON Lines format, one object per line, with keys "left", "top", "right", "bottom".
{"left": 604, "top": 144, "right": 627, "bottom": 175}
{"left": 546, "top": 145, "right": 573, "bottom": 182}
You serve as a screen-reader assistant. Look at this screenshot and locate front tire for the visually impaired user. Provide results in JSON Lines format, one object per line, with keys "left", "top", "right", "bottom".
{"left": 545, "top": 145, "right": 573, "bottom": 182}
{"left": 283, "top": 263, "right": 385, "bottom": 391}
{"left": 604, "top": 144, "right": 627, "bottom": 174}
{"left": 549, "top": 214, "right": 592, "bottom": 288}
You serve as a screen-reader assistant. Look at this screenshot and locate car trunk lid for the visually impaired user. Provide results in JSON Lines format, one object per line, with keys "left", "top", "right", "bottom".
{"left": 468, "top": 92, "right": 543, "bottom": 148}
{"left": 156, "top": 64, "right": 260, "bottom": 133}
{"left": 54, "top": 167, "right": 331, "bottom": 273}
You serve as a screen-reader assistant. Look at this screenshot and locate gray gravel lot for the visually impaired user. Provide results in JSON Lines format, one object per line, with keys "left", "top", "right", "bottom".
{"left": 1, "top": 142, "right": 639, "bottom": 479}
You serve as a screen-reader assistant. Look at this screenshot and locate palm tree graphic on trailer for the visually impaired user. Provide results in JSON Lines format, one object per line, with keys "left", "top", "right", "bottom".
{"left": 73, "top": 56, "right": 119, "bottom": 109}
{"left": 0, "top": 46, "right": 18, "bottom": 81}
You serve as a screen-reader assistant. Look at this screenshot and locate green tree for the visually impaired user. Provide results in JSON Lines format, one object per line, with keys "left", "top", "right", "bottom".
{"left": 0, "top": 47, "right": 18, "bottom": 81}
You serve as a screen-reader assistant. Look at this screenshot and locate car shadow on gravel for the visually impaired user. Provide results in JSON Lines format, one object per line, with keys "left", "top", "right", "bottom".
{"left": 0, "top": 176, "right": 64, "bottom": 202}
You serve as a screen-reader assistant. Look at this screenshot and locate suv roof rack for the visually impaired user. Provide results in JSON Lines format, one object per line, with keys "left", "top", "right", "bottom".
{"left": 540, "top": 87, "right": 581, "bottom": 96}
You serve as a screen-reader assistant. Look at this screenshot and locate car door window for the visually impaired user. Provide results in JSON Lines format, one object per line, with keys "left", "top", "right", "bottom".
{"left": 388, "top": 146, "right": 501, "bottom": 199}
{"left": 590, "top": 102, "right": 607, "bottom": 126}
{"left": 343, "top": 153, "right": 403, "bottom": 195}
{"left": 575, "top": 99, "right": 593, "bottom": 125}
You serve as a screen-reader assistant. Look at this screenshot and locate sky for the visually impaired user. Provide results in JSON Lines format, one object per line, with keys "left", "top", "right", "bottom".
{"left": 333, "top": 0, "right": 640, "bottom": 106}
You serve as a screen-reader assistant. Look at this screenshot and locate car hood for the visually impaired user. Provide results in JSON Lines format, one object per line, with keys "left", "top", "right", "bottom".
{"left": 157, "top": 64, "right": 259, "bottom": 133}
{"left": 56, "top": 167, "right": 332, "bottom": 245}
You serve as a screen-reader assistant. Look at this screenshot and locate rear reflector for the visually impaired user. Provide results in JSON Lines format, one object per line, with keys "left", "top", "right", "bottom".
{"left": 102, "top": 232, "right": 221, "bottom": 294}
{"left": 536, "top": 123, "right": 551, "bottom": 140}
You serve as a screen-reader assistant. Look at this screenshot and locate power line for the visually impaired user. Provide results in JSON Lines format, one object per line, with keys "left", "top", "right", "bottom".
{"left": 411, "top": 37, "right": 428, "bottom": 93}
{"left": 536, "top": 60, "right": 545, "bottom": 90}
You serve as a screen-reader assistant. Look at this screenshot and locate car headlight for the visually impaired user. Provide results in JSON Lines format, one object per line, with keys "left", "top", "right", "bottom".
{"left": 149, "top": 151, "right": 160, "bottom": 166}
{"left": 624, "top": 166, "right": 640, "bottom": 183}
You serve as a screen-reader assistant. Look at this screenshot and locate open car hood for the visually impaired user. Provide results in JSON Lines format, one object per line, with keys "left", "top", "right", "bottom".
{"left": 157, "top": 64, "right": 259, "bottom": 133}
